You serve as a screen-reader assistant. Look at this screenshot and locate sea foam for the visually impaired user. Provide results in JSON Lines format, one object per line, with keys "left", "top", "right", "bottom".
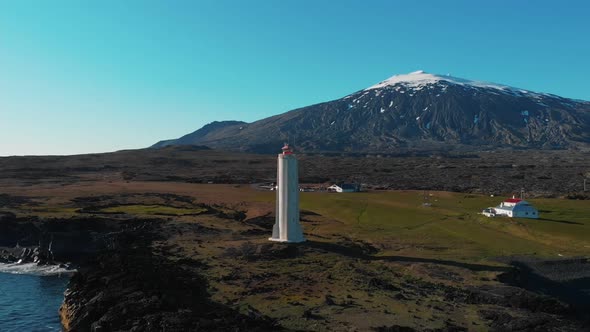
{"left": 0, "top": 262, "right": 76, "bottom": 276}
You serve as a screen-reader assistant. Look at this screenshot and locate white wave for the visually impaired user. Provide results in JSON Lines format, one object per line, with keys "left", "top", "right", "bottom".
{"left": 0, "top": 262, "right": 76, "bottom": 276}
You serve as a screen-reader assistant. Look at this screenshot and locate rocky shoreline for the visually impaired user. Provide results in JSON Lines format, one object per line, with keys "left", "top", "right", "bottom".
{"left": 0, "top": 210, "right": 280, "bottom": 331}
{"left": 59, "top": 220, "right": 279, "bottom": 331}
{"left": 0, "top": 211, "right": 109, "bottom": 268}
{"left": 1, "top": 205, "right": 589, "bottom": 331}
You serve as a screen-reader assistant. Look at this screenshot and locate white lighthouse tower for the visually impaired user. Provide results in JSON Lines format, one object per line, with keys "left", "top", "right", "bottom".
{"left": 269, "top": 143, "right": 306, "bottom": 243}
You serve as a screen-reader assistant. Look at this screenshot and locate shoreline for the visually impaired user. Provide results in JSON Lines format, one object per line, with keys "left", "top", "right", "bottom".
{"left": 0, "top": 262, "right": 76, "bottom": 276}
{"left": 60, "top": 217, "right": 590, "bottom": 331}
{"left": 0, "top": 190, "right": 588, "bottom": 330}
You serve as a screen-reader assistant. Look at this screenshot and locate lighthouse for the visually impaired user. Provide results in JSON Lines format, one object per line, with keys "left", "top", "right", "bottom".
{"left": 269, "top": 143, "right": 306, "bottom": 243}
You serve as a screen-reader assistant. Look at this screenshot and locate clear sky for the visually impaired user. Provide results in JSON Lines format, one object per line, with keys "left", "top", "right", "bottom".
{"left": 1, "top": 0, "right": 589, "bottom": 156}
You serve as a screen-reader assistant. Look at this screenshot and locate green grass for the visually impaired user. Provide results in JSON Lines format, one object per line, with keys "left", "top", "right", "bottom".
{"left": 255, "top": 190, "right": 590, "bottom": 260}
{"left": 99, "top": 204, "right": 207, "bottom": 216}
{"left": 30, "top": 206, "right": 80, "bottom": 214}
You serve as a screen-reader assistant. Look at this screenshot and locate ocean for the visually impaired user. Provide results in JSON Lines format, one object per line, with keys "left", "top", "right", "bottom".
{"left": 0, "top": 263, "right": 72, "bottom": 332}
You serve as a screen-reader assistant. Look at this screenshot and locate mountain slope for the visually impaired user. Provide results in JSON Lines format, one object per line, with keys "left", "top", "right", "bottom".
{"left": 153, "top": 71, "right": 590, "bottom": 153}
{"left": 153, "top": 120, "right": 247, "bottom": 148}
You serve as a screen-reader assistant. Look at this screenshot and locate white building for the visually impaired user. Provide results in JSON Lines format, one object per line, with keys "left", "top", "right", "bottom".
{"left": 483, "top": 198, "right": 539, "bottom": 219}
{"left": 327, "top": 183, "right": 360, "bottom": 193}
{"left": 269, "top": 144, "right": 306, "bottom": 243}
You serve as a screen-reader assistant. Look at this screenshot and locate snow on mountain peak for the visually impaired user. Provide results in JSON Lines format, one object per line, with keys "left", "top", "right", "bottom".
{"left": 365, "top": 70, "right": 525, "bottom": 94}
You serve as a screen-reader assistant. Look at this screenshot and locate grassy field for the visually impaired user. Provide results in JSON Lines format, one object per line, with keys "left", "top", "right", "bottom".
{"left": 184, "top": 188, "right": 590, "bottom": 330}
{"left": 6, "top": 181, "right": 587, "bottom": 261}
{"left": 99, "top": 204, "right": 207, "bottom": 216}
{"left": 252, "top": 190, "right": 590, "bottom": 261}
{"left": 3, "top": 183, "right": 588, "bottom": 330}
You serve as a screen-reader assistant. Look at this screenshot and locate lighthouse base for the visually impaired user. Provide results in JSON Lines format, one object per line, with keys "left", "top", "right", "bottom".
{"left": 268, "top": 237, "right": 306, "bottom": 243}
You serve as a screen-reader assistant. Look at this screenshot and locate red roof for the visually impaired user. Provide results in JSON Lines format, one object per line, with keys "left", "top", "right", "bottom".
{"left": 281, "top": 144, "right": 293, "bottom": 155}
{"left": 504, "top": 198, "right": 522, "bottom": 203}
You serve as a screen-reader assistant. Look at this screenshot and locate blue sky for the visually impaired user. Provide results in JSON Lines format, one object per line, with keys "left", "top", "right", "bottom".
{"left": 1, "top": 1, "right": 589, "bottom": 155}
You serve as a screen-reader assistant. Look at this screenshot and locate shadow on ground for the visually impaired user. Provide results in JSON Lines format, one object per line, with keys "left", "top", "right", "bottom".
{"left": 304, "top": 240, "right": 511, "bottom": 272}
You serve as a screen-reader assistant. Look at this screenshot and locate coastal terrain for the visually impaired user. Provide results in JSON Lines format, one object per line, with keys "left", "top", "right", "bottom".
{"left": 4, "top": 2, "right": 590, "bottom": 331}
{"left": 1, "top": 148, "right": 589, "bottom": 331}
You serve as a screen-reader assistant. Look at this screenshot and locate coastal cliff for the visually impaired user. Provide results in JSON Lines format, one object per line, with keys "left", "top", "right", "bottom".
{"left": 58, "top": 218, "right": 278, "bottom": 331}
{"left": 0, "top": 211, "right": 278, "bottom": 331}
{"left": 0, "top": 212, "right": 113, "bottom": 266}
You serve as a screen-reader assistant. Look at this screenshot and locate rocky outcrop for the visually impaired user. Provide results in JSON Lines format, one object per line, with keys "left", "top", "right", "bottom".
{"left": 59, "top": 219, "right": 280, "bottom": 331}
{"left": 0, "top": 212, "right": 39, "bottom": 247}
{"left": 0, "top": 214, "right": 119, "bottom": 266}
{"left": 0, "top": 212, "right": 279, "bottom": 330}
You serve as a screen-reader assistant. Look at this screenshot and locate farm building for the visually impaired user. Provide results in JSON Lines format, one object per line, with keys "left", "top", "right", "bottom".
{"left": 482, "top": 198, "right": 539, "bottom": 219}
{"left": 327, "top": 183, "right": 361, "bottom": 193}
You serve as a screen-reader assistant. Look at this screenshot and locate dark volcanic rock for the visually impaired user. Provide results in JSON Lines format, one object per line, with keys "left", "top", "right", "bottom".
{"left": 373, "top": 326, "right": 420, "bottom": 332}
{"left": 0, "top": 215, "right": 135, "bottom": 265}
{"left": 497, "top": 257, "right": 590, "bottom": 325}
{"left": 463, "top": 285, "right": 570, "bottom": 314}
{"left": 60, "top": 220, "right": 280, "bottom": 332}
{"left": 0, "top": 194, "right": 31, "bottom": 208}
{"left": 223, "top": 242, "right": 302, "bottom": 261}
{"left": 0, "top": 144, "right": 587, "bottom": 195}
{"left": 0, "top": 212, "right": 39, "bottom": 247}
{"left": 479, "top": 309, "right": 579, "bottom": 332}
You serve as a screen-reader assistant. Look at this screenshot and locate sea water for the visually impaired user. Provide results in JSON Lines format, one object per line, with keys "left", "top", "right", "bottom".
{"left": 0, "top": 263, "right": 72, "bottom": 331}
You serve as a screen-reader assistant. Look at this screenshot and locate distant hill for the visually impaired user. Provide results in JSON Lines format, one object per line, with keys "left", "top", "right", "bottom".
{"left": 1, "top": 145, "right": 588, "bottom": 194}
{"left": 152, "top": 71, "right": 590, "bottom": 153}
{"left": 153, "top": 121, "right": 247, "bottom": 149}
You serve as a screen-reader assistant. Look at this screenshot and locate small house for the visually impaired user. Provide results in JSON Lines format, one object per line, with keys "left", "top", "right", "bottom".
{"left": 482, "top": 197, "right": 539, "bottom": 219}
{"left": 327, "top": 183, "right": 360, "bottom": 193}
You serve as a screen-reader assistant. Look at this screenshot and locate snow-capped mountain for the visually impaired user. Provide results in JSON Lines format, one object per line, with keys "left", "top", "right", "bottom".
{"left": 367, "top": 70, "right": 548, "bottom": 95}
{"left": 153, "top": 71, "right": 590, "bottom": 153}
